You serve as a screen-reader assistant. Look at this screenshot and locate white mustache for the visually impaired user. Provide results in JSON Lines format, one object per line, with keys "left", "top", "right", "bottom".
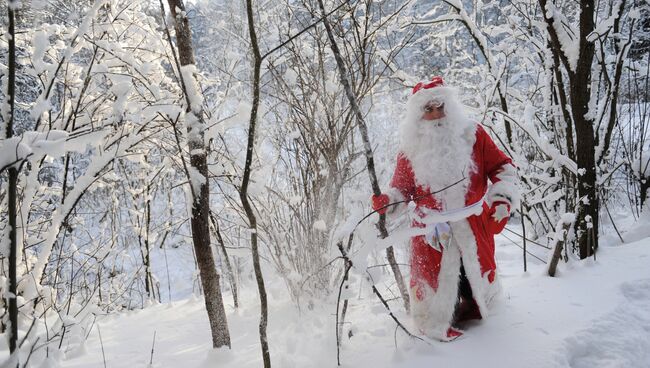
{"left": 418, "top": 117, "right": 450, "bottom": 129}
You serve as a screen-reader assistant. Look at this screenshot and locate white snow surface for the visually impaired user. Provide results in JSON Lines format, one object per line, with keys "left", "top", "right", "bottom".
{"left": 53, "top": 231, "right": 650, "bottom": 368}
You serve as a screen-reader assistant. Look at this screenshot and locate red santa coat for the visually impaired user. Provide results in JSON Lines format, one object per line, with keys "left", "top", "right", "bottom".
{"left": 386, "top": 124, "right": 518, "bottom": 338}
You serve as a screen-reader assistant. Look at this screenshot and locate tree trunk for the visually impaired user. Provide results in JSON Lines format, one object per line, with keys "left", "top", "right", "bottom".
{"left": 244, "top": 1, "right": 272, "bottom": 366}
{"left": 571, "top": 0, "right": 599, "bottom": 259}
{"left": 6, "top": 3, "right": 19, "bottom": 364}
{"left": 548, "top": 221, "right": 572, "bottom": 277}
{"left": 540, "top": 0, "right": 599, "bottom": 259}
{"left": 165, "top": 0, "right": 230, "bottom": 349}
{"left": 144, "top": 181, "right": 155, "bottom": 301}
{"left": 640, "top": 177, "right": 649, "bottom": 209}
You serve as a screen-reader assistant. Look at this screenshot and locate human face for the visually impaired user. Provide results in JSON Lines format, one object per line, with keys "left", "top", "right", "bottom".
{"left": 422, "top": 100, "right": 445, "bottom": 121}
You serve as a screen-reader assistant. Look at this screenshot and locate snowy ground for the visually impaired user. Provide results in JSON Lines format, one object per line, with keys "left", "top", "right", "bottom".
{"left": 57, "top": 228, "right": 650, "bottom": 368}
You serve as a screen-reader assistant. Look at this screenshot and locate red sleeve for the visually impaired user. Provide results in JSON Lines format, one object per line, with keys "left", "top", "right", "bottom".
{"left": 477, "top": 126, "right": 520, "bottom": 207}
{"left": 477, "top": 125, "right": 513, "bottom": 183}
{"left": 389, "top": 152, "right": 416, "bottom": 200}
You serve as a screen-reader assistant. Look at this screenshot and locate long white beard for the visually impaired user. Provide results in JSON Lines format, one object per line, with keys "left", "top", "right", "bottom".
{"left": 400, "top": 116, "right": 477, "bottom": 210}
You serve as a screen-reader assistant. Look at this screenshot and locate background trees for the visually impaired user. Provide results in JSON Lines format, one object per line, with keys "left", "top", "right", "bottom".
{"left": 0, "top": 0, "right": 648, "bottom": 366}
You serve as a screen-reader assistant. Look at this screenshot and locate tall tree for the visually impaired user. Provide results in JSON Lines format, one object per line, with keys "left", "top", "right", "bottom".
{"left": 5, "top": 1, "right": 19, "bottom": 365}
{"left": 164, "top": 0, "right": 231, "bottom": 348}
{"left": 243, "top": 0, "right": 272, "bottom": 366}
{"left": 538, "top": 0, "right": 599, "bottom": 258}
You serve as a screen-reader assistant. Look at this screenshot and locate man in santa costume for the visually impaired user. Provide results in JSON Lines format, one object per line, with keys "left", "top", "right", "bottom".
{"left": 372, "top": 76, "right": 519, "bottom": 341}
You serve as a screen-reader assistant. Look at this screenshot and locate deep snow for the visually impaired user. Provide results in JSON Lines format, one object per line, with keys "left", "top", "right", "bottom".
{"left": 55, "top": 227, "right": 650, "bottom": 368}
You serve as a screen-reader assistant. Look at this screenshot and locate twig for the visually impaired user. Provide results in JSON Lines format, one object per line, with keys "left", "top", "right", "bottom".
{"left": 335, "top": 237, "right": 353, "bottom": 366}
{"left": 368, "top": 284, "right": 424, "bottom": 341}
{"left": 500, "top": 232, "right": 547, "bottom": 264}
{"left": 502, "top": 227, "right": 551, "bottom": 249}
{"left": 261, "top": 0, "right": 353, "bottom": 60}
{"left": 98, "top": 324, "right": 107, "bottom": 368}
{"left": 603, "top": 199, "right": 624, "bottom": 244}
{"left": 18, "top": 318, "right": 38, "bottom": 348}
{"left": 520, "top": 203, "right": 527, "bottom": 272}
{"left": 149, "top": 330, "right": 157, "bottom": 366}
{"left": 335, "top": 241, "right": 426, "bottom": 357}
{"left": 22, "top": 336, "right": 40, "bottom": 368}
{"left": 353, "top": 177, "right": 466, "bottom": 233}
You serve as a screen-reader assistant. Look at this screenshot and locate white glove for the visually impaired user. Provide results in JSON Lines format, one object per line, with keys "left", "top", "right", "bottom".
{"left": 427, "top": 222, "right": 451, "bottom": 252}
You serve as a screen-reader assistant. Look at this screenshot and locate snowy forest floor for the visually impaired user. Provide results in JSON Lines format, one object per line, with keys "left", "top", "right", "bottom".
{"left": 59, "top": 228, "right": 650, "bottom": 368}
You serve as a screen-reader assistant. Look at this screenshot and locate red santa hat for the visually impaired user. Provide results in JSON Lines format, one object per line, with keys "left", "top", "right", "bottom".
{"left": 412, "top": 75, "right": 445, "bottom": 94}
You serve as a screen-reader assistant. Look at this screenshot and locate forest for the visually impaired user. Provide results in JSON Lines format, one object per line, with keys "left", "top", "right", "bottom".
{"left": 1, "top": 0, "right": 649, "bottom": 367}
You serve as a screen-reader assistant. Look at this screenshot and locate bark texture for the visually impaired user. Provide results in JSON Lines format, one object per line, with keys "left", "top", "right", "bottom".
{"left": 539, "top": 0, "right": 599, "bottom": 258}
{"left": 572, "top": 0, "right": 598, "bottom": 258}
{"left": 166, "top": 0, "right": 231, "bottom": 348}
{"left": 6, "top": 3, "right": 19, "bottom": 361}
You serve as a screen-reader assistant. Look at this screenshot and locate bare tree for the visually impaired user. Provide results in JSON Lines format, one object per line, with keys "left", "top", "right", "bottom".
{"left": 5, "top": 1, "right": 19, "bottom": 365}
{"left": 538, "top": 0, "right": 598, "bottom": 258}
{"left": 243, "top": 0, "right": 272, "bottom": 366}
{"left": 164, "top": 0, "right": 231, "bottom": 349}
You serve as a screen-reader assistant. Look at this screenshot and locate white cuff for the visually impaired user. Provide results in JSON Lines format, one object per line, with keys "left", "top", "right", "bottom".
{"left": 486, "top": 165, "right": 520, "bottom": 208}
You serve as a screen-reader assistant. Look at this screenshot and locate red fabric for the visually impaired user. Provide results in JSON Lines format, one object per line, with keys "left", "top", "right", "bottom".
{"left": 487, "top": 201, "right": 510, "bottom": 234}
{"left": 388, "top": 125, "right": 512, "bottom": 297}
{"left": 371, "top": 194, "right": 390, "bottom": 214}
{"left": 446, "top": 327, "right": 463, "bottom": 341}
{"left": 412, "top": 75, "right": 445, "bottom": 95}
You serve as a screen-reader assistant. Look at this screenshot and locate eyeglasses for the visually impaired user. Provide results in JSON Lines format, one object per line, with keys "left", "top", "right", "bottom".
{"left": 423, "top": 100, "right": 444, "bottom": 113}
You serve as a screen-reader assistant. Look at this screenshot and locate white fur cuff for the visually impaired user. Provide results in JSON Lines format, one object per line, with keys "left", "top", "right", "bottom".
{"left": 487, "top": 179, "right": 520, "bottom": 208}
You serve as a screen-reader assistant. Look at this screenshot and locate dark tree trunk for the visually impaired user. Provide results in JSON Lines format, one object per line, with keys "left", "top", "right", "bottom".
{"left": 6, "top": 3, "right": 19, "bottom": 364}
{"left": 144, "top": 181, "right": 155, "bottom": 301}
{"left": 548, "top": 221, "right": 572, "bottom": 277}
{"left": 571, "top": 0, "right": 599, "bottom": 259}
{"left": 540, "top": 0, "right": 599, "bottom": 259}
{"left": 244, "top": 0, "right": 272, "bottom": 366}
{"left": 640, "top": 177, "right": 649, "bottom": 208}
{"left": 165, "top": 0, "right": 231, "bottom": 348}
{"left": 550, "top": 47, "right": 576, "bottom": 162}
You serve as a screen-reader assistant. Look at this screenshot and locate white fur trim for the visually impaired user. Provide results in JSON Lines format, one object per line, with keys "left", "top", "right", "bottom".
{"left": 407, "top": 86, "right": 459, "bottom": 112}
{"left": 451, "top": 219, "right": 501, "bottom": 318}
{"left": 487, "top": 164, "right": 520, "bottom": 208}
{"left": 411, "top": 239, "right": 462, "bottom": 340}
{"left": 411, "top": 218, "right": 501, "bottom": 339}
